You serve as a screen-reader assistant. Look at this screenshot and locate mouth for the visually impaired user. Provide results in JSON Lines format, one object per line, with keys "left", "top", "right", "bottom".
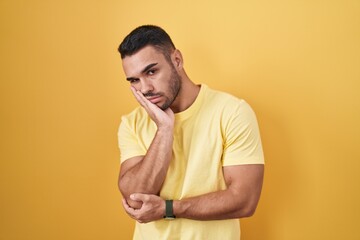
{"left": 146, "top": 95, "right": 162, "bottom": 104}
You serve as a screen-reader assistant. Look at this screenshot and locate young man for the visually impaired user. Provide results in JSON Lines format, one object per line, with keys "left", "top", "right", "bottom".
{"left": 117, "top": 25, "right": 264, "bottom": 240}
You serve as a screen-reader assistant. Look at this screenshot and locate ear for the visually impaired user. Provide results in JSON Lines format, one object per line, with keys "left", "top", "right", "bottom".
{"left": 172, "top": 49, "right": 183, "bottom": 69}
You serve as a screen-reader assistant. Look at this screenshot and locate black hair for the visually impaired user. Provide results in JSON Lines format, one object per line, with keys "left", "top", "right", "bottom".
{"left": 118, "top": 25, "right": 176, "bottom": 61}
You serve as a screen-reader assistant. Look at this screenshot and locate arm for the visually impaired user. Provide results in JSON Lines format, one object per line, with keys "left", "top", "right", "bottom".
{"left": 118, "top": 87, "right": 174, "bottom": 209}
{"left": 174, "top": 164, "right": 264, "bottom": 220}
{"left": 122, "top": 164, "right": 264, "bottom": 223}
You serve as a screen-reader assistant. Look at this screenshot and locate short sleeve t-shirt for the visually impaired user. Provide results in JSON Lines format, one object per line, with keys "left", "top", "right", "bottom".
{"left": 118, "top": 84, "right": 264, "bottom": 240}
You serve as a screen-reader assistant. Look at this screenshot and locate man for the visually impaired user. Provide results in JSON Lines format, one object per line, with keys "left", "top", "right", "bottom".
{"left": 117, "top": 25, "right": 264, "bottom": 240}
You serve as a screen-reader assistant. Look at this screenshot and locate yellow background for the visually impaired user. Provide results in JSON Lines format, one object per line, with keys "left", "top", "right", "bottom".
{"left": 1, "top": 0, "right": 359, "bottom": 239}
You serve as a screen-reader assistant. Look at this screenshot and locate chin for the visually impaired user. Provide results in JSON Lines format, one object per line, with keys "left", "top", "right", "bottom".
{"left": 160, "top": 106, "right": 169, "bottom": 111}
{"left": 159, "top": 103, "right": 171, "bottom": 110}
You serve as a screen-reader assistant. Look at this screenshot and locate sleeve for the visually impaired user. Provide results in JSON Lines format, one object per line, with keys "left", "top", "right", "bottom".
{"left": 222, "top": 100, "right": 265, "bottom": 166}
{"left": 117, "top": 116, "right": 147, "bottom": 163}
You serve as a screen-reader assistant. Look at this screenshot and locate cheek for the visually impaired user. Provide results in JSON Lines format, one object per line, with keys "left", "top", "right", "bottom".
{"left": 163, "top": 71, "right": 174, "bottom": 83}
{"left": 151, "top": 72, "right": 168, "bottom": 87}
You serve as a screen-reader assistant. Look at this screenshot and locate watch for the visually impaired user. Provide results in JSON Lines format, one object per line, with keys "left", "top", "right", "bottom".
{"left": 164, "top": 200, "right": 176, "bottom": 220}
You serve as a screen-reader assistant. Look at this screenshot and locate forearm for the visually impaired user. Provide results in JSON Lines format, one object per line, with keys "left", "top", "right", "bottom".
{"left": 121, "top": 165, "right": 264, "bottom": 223}
{"left": 173, "top": 189, "right": 258, "bottom": 220}
{"left": 172, "top": 166, "right": 263, "bottom": 220}
{"left": 119, "top": 127, "right": 173, "bottom": 204}
{"left": 121, "top": 187, "right": 261, "bottom": 224}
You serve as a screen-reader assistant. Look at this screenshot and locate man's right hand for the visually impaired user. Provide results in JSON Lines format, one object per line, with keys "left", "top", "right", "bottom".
{"left": 130, "top": 86, "right": 174, "bottom": 130}
{"left": 119, "top": 87, "right": 175, "bottom": 211}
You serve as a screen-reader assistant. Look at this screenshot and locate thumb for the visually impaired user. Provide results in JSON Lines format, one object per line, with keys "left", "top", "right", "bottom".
{"left": 130, "top": 193, "right": 149, "bottom": 202}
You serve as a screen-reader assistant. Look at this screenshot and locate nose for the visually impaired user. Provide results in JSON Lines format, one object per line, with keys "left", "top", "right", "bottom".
{"left": 140, "top": 79, "right": 154, "bottom": 94}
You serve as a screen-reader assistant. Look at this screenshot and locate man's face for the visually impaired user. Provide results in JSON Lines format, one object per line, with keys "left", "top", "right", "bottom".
{"left": 122, "top": 45, "right": 181, "bottom": 110}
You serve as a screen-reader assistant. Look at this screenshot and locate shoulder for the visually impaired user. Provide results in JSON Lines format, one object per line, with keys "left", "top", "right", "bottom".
{"left": 120, "top": 107, "right": 150, "bottom": 128}
{"left": 121, "top": 106, "right": 147, "bottom": 121}
{"left": 200, "top": 86, "right": 258, "bottom": 131}
{"left": 203, "top": 85, "right": 250, "bottom": 112}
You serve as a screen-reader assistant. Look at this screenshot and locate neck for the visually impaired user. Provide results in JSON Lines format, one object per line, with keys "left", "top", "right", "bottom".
{"left": 170, "top": 75, "right": 200, "bottom": 113}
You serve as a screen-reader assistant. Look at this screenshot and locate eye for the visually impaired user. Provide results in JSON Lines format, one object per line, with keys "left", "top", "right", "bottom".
{"left": 147, "top": 69, "right": 156, "bottom": 75}
{"left": 129, "top": 79, "right": 139, "bottom": 84}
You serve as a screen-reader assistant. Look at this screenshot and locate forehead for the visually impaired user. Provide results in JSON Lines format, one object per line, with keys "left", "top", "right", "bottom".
{"left": 122, "top": 45, "right": 167, "bottom": 76}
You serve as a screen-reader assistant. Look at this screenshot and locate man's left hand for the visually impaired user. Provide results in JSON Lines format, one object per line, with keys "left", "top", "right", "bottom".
{"left": 122, "top": 193, "right": 165, "bottom": 223}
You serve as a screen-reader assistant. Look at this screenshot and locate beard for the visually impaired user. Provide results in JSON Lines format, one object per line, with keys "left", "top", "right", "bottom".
{"left": 159, "top": 66, "right": 181, "bottom": 110}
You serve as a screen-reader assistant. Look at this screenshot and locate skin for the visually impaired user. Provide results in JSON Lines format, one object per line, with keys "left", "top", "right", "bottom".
{"left": 118, "top": 45, "right": 264, "bottom": 223}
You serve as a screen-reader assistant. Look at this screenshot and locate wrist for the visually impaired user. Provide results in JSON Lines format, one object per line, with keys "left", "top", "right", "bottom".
{"left": 156, "top": 126, "right": 174, "bottom": 138}
{"left": 157, "top": 124, "right": 174, "bottom": 132}
{"left": 164, "top": 200, "right": 176, "bottom": 220}
{"left": 172, "top": 199, "right": 189, "bottom": 219}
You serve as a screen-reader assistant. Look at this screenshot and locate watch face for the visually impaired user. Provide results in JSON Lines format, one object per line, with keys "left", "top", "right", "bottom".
{"left": 164, "top": 216, "right": 176, "bottom": 220}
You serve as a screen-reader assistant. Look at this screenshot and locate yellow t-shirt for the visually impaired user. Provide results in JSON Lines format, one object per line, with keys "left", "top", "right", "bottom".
{"left": 118, "top": 84, "right": 264, "bottom": 240}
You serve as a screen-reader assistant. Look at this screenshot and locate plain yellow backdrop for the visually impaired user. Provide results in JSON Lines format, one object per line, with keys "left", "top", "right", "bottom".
{"left": 0, "top": 0, "right": 359, "bottom": 239}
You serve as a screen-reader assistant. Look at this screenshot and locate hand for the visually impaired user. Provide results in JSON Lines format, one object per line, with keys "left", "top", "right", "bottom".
{"left": 130, "top": 86, "right": 174, "bottom": 130}
{"left": 122, "top": 193, "right": 165, "bottom": 223}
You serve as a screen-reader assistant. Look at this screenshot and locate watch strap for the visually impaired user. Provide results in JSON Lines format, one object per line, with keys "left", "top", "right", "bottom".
{"left": 164, "top": 200, "right": 176, "bottom": 219}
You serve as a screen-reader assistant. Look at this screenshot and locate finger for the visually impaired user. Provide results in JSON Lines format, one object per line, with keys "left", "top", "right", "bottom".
{"left": 130, "top": 193, "right": 151, "bottom": 202}
{"left": 122, "top": 198, "right": 136, "bottom": 215}
{"left": 121, "top": 198, "right": 130, "bottom": 211}
{"left": 129, "top": 87, "right": 172, "bottom": 127}
{"left": 130, "top": 87, "right": 157, "bottom": 110}
{"left": 130, "top": 87, "right": 162, "bottom": 113}
{"left": 164, "top": 107, "right": 175, "bottom": 118}
{"left": 122, "top": 198, "right": 129, "bottom": 208}
{"left": 130, "top": 87, "right": 149, "bottom": 107}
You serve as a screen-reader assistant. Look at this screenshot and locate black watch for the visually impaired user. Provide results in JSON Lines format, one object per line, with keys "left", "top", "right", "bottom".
{"left": 164, "top": 200, "right": 176, "bottom": 220}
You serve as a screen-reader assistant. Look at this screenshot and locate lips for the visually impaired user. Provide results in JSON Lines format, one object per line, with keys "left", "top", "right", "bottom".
{"left": 146, "top": 95, "right": 162, "bottom": 104}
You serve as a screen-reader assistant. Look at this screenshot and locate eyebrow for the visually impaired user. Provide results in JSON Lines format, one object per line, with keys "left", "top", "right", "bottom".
{"left": 126, "top": 63, "right": 158, "bottom": 81}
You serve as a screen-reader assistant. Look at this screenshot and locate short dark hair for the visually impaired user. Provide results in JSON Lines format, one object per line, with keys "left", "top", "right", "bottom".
{"left": 118, "top": 25, "right": 176, "bottom": 60}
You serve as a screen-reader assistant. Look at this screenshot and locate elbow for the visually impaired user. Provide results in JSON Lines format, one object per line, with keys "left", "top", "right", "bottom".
{"left": 241, "top": 205, "right": 257, "bottom": 218}
{"left": 118, "top": 177, "right": 130, "bottom": 199}
{"left": 118, "top": 176, "right": 143, "bottom": 209}
{"left": 236, "top": 188, "right": 262, "bottom": 218}
{"left": 236, "top": 200, "right": 259, "bottom": 218}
